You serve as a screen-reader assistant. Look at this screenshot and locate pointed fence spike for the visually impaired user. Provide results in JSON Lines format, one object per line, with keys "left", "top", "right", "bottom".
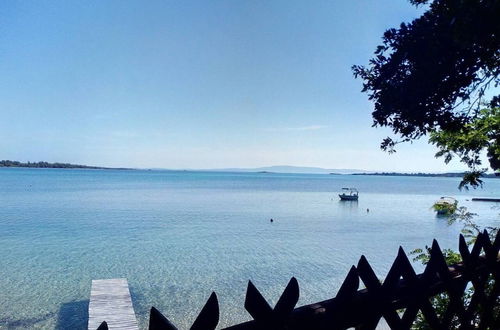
{"left": 96, "top": 321, "right": 108, "bottom": 330}
{"left": 386, "top": 248, "right": 421, "bottom": 328}
{"left": 483, "top": 230, "right": 492, "bottom": 249}
{"left": 383, "top": 249, "right": 409, "bottom": 287}
{"left": 336, "top": 266, "right": 359, "bottom": 300}
{"left": 396, "top": 247, "right": 410, "bottom": 265}
{"left": 471, "top": 231, "right": 484, "bottom": 259}
{"left": 494, "top": 230, "right": 500, "bottom": 248}
{"left": 244, "top": 281, "right": 273, "bottom": 322}
{"left": 431, "top": 239, "right": 440, "bottom": 250}
{"left": 422, "top": 240, "right": 444, "bottom": 282}
{"left": 373, "top": 251, "right": 407, "bottom": 328}
{"left": 429, "top": 240, "right": 445, "bottom": 264}
{"left": 395, "top": 248, "right": 419, "bottom": 279}
{"left": 191, "top": 292, "right": 219, "bottom": 330}
{"left": 274, "top": 277, "right": 299, "bottom": 318}
{"left": 357, "top": 255, "right": 381, "bottom": 289}
{"left": 459, "top": 234, "right": 470, "bottom": 262}
{"left": 429, "top": 239, "right": 449, "bottom": 275}
{"left": 149, "top": 307, "right": 179, "bottom": 330}
{"left": 490, "top": 230, "right": 500, "bottom": 260}
{"left": 358, "top": 255, "right": 368, "bottom": 264}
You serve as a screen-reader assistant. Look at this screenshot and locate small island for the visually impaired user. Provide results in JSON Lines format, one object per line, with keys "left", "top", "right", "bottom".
{"left": 0, "top": 160, "right": 129, "bottom": 170}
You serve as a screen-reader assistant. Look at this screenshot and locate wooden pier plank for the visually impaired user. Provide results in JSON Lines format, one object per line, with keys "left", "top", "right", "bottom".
{"left": 472, "top": 197, "right": 500, "bottom": 202}
{"left": 88, "top": 278, "right": 139, "bottom": 330}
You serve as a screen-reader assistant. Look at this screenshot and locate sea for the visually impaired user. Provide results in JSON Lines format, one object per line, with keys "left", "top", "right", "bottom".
{"left": 0, "top": 168, "right": 499, "bottom": 329}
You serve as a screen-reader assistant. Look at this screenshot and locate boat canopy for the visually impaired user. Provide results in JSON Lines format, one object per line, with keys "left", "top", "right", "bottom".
{"left": 435, "top": 196, "right": 457, "bottom": 205}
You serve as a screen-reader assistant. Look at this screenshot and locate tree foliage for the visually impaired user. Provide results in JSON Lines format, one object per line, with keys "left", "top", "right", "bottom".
{"left": 352, "top": 0, "right": 500, "bottom": 187}
{"left": 429, "top": 107, "right": 499, "bottom": 188}
{"left": 0, "top": 160, "right": 105, "bottom": 169}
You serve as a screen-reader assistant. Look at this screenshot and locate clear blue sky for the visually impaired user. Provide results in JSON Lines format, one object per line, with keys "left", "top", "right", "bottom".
{"left": 0, "top": 1, "right": 474, "bottom": 171}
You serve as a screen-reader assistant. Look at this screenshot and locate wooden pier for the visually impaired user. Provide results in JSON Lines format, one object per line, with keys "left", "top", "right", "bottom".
{"left": 88, "top": 278, "right": 139, "bottom": 330}
{"left": 472, "top": 197, "right": 500, "bottom": 202}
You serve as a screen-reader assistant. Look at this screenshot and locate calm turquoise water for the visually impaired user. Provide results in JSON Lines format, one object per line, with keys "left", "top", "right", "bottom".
{"left": 0, "top": 168, "right": 499, "bottom": 329}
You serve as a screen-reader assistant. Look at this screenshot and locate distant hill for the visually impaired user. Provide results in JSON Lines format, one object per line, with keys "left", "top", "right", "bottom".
{"left": 0, "top": 160, "right": 129, "bottom": 170}
{"left": 208, "top": 165, "right": 369, "bottom": 174}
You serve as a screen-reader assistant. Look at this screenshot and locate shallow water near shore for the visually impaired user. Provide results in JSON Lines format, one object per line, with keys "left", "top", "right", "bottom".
{"left": 0, "top": 168, "right": 499, "bottom": 329}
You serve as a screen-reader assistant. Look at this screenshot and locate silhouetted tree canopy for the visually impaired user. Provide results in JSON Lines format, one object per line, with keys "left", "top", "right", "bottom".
{"left": 353, "top": 0, "right": 500, "bottom": 188}
{"left": 0, "top": 160, "right": 127, "bottom": 169}
{"left": 430, "top": 107, "right": 499, "bottom": 189}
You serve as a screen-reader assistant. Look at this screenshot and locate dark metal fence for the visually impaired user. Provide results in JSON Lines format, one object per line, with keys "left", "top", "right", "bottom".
{"left": 97, "top": 230, "right": 500, "bottom": 330}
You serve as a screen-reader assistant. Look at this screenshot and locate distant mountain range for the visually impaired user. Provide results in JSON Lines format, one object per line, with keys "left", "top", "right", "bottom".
{"left": 205, "top": 165, "right": 369, "bottom": 174}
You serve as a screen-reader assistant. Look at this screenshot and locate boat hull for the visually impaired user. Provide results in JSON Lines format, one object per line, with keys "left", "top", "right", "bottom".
{"left": 339, "top": 194, "right": 358, "bottom": 201}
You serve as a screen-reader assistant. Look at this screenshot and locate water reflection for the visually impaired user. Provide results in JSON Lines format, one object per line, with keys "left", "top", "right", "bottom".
{"left": 435, "top": 213, "right": 451, "bottom": 220}
{"left": 338, "top": 200, "right": 359, "bottom": 212}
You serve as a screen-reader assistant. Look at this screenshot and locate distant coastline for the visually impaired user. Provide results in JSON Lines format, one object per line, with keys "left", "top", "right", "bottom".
{"left": 1, "top": 160, "right": 498, "bottom": 178}
{"left": 352, "top": 172, "right": 499, "bottom": 178}
{"left": 0, "top": 160, "right": 130, "bottom": 170}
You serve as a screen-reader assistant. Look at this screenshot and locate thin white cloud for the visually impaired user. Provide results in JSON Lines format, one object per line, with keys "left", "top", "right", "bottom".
{"left": 109, "top": 130, "right": 140, "bottom": 138}
{"left": 266, "top": 125, "right": 329, "bottom": 132}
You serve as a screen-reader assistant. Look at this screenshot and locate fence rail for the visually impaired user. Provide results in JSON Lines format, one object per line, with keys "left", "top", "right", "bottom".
{"left": 96, "top": 230, "right": 500, "bottom": 330}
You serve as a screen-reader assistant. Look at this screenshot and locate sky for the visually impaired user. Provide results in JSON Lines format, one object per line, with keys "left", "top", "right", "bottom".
{"left": 0, "top": 1, "right": 483, "bottom": 172}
